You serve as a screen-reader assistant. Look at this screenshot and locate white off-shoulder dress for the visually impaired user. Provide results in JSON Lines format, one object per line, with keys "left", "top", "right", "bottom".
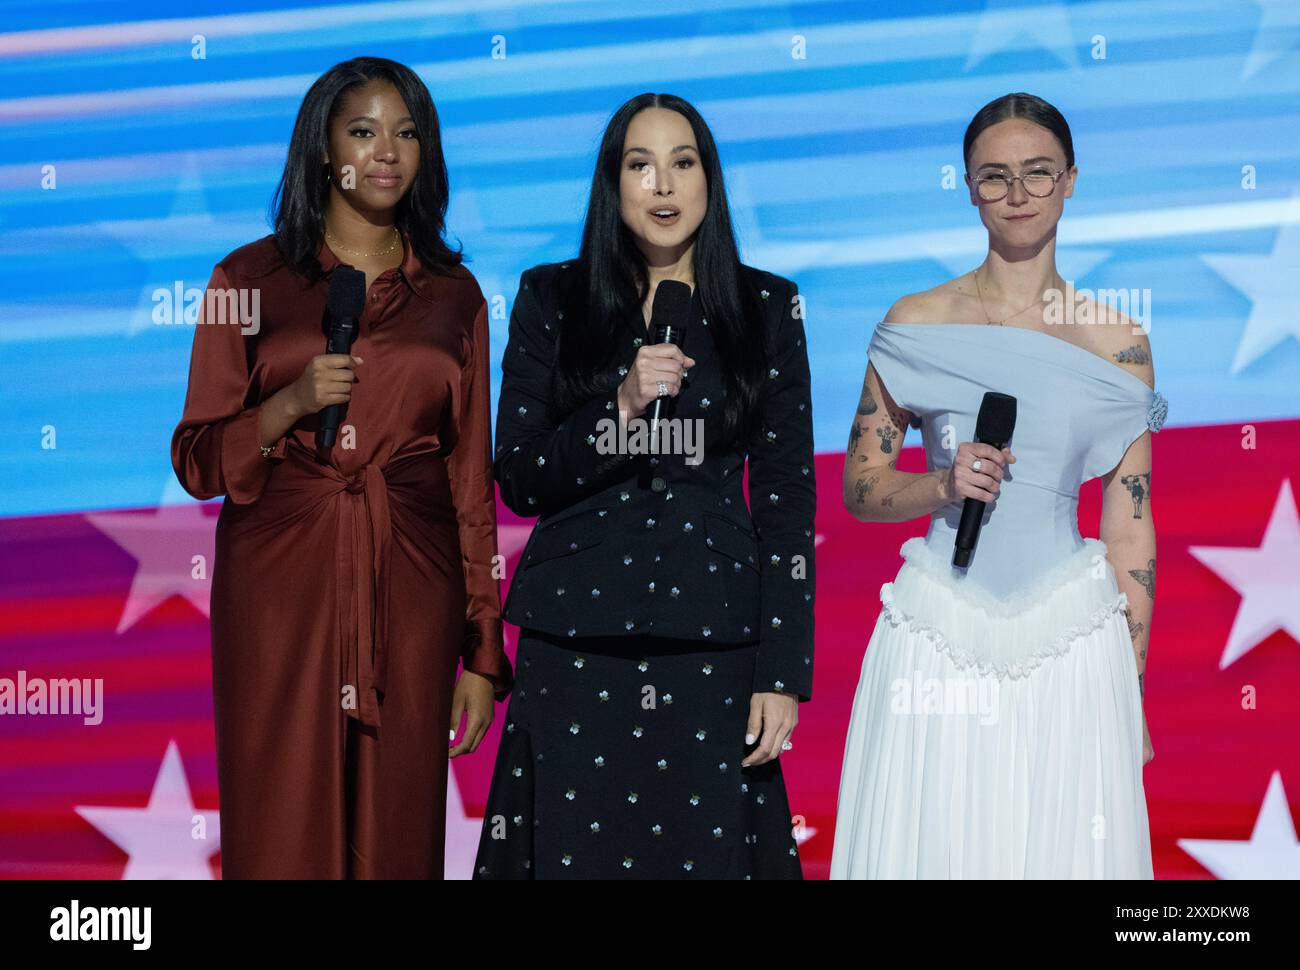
{"left": 830, "top": 323, "right": 1167, "bottom": 879}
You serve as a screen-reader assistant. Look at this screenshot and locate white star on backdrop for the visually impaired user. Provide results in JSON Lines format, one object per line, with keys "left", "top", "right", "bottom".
{"left": 443, "top": 768, "right": 485, "bottom": 880}
{"left": 444, "top": 522, "right": 532, "bottom": 879}
{"left": 1189, "top": 478, "right": 1300, "bottom": 668}
{"left": 93, "top": 153, "right": 264, "bottom": 337}
{"left": 1242, "top": 0, "right": 1300, "bottom": 79}
{"left": 446, "top": 182, "right": 556, "bottom": 311}
{"left": 963, "top": 0, "right": 1080, "bottom": 72}
{"left": 1179, "top": 771, "right": 1300, "bottom": 879}
{"left": 1201, "top": 195, "right": 1300, "bottom": 374}
{"left": 84, "top": 496, "right": 217, "bottom": 634}
{"left": 728, "top": 166, "right": 825, "bottom": 280}
{"left": 76, "top": 740, "right": 220, "bottom": 879}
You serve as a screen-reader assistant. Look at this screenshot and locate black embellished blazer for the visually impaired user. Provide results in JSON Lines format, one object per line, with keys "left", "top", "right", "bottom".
{"left": 493, "top": 260, "right": 816, "bottom": 700}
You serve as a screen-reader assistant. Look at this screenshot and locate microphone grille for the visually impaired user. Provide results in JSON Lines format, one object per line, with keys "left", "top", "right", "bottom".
{"left": 974, "top": 391, "right": 1017, "bottom": 444}
{"left": 328, "top": 265, "right": 367, "bottom": 318}
{"left": 650, "top": 279, "right": 692, "bottom": 337}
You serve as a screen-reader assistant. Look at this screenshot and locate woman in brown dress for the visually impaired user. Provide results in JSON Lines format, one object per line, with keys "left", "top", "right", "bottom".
{"left": 170, "top": 57, "right": 511, "bottom": 878}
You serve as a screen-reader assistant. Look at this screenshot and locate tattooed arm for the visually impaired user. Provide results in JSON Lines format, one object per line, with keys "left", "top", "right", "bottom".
{"left": 842, "top": 362, "right": 949, "bottom": 522}
{"left": 1100, "top": 325, "right": 1157, "bottom": 706}
{"left": 1102, "top": 434, "right": 1156, "bottom": 705}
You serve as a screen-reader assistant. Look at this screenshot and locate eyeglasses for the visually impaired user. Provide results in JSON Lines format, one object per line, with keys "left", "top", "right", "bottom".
{"left": 969, "top": 167, "right": 1066, "bottom": 202}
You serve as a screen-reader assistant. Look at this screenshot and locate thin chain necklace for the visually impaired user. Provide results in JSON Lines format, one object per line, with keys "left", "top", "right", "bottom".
{"left": 973, "top": 265, "right": 1050, "bottom": 326}
{"left": 325, "top": 226, "right": 401, "bottom": 258}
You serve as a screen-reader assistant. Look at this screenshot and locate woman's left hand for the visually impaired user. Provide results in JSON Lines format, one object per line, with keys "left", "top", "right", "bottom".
{"left": 449, "top": 670, "right": 495, "bottom": 758}
{"left": 1141, "top": 711, "right": 1154, "bottom": 765}
{"left": 742, "top": 691, "right": 798, "bottom": 767}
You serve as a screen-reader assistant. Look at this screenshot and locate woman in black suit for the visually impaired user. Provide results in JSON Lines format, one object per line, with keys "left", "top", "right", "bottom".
{"left": 473, "top": 93, "right": 816, "bottom": 879}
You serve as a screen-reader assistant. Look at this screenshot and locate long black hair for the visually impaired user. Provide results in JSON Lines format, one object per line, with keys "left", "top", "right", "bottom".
{"left": 963, "top": 92, "right": 1075, "bottom": 171}
{"left": 269, "top": 56, "right": 463, "bottom": 281}
{"left": 551, "top": 93, "right": 766, "bottom": 449}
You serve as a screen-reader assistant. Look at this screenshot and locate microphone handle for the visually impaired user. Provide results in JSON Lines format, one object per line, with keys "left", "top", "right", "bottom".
{"left": 951, "top": 436, "right": 1007, "bottom": 568}
{"left": 318, "top": 403, "right": 340, "bottom": 444}
{"left": 648, "top": 381, "right": 676, "bottom": 432}
{"left": 647, "top": 324, "right": 682, "bottom": 431}
{"left": 952, "top": 496, "right": 985, "bottom": 568}
{"left": 318, "top": 325, "right": 353, "bottom": 448}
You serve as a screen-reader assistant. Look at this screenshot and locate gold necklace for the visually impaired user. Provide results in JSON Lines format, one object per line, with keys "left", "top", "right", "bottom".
{"left": 324, "top": 226, "right": 400, "bottom": 258}
{"left": 973, "top": 266, "right": 1048, "bottom": 326}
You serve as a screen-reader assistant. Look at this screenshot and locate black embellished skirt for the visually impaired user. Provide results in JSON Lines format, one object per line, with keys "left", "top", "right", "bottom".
{"left": 473, "top": 628, "right": 803, "bottom": 879}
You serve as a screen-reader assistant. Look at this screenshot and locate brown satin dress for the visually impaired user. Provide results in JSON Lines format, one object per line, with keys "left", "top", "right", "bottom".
{"left": 170, "top": 230, "right": 512, "bottom": 879}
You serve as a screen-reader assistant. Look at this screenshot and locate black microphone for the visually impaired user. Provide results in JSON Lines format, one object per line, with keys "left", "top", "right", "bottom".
{"left": 647, "top": 279, "right": 692, "bottom": 435}
{"left": 317, "top": 266, "right": 366, "bottom": 449}
{"left": 952, "top": 391, "right": 1017, "bottom": 568}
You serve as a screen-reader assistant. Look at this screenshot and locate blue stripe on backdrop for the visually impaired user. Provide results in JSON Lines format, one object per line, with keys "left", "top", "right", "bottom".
{"left": 3, "top": 0, "right": 1299, "bottom": 515}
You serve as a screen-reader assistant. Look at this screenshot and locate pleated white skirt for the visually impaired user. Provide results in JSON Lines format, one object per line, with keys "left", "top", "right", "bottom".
{"left": 830, "top": 538, "right": 1154, "bottom": 879}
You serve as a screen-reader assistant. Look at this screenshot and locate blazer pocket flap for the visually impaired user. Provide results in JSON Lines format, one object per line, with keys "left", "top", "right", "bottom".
{"left": 704, "top": 513, "right": 758, "bottom": 570}
{"left": 525, "top": 507, "right": 609, "bottom": 564}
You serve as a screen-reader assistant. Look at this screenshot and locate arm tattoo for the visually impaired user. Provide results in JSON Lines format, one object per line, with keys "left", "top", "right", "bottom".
{"left": 858, "top": 390, "right": 878, "bottom": 416}
{"left": 876, "top": 425, "right": 898, "bottom": 454}
{"left": 848, "top": 420, "right": 863, "bottom": 456}
{"left": 1120, "top": 471, "right": 1151, "bottom": 519}
{"left": 1114, "top": 344, "right": 1150, "bottom": 365}
{"left": 1124, "top": 607, "right": 1145, "bottom": 643}
{"left": 1123, "top": 607, "right": 1148, "bottom": 695}
{"left": 878, "top": 472, "right": 933, "bottom": 510}
{"left": 1128, "top": 559, "right": 1156, "bottom": 600}
{"left": 852, "top": 474, "right": 879, "bottom": 505}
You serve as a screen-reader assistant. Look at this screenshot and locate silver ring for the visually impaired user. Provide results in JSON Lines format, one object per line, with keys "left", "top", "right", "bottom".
{"left": 971, "top": 458, "right": 983, "bottom": 473}
{"left": 781, "top": 738, "right": 793, "bottom": 752}
{"left": 657, "top": 381, "right": 668, "bottom": 398}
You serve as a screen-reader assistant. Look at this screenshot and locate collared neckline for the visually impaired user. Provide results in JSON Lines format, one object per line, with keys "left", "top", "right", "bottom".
{"left": 315, "top": 226, "right": 438, "bottom": 305}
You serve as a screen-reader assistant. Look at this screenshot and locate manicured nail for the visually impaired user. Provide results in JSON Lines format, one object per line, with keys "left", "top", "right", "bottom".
{"left": 449, "top": 730, "right": 456, "bottom": 741}
{"left": 745, "top": 733, "right": 756, "bottom": 744}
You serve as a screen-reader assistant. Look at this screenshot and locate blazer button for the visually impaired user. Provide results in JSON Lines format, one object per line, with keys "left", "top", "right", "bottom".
{"left": 651, "top": 476, "right": 666, "bottom": 492}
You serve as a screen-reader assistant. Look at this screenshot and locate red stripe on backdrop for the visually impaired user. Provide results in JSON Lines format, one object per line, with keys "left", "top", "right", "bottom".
{"left": 1, "top": 420, "right": 1297, "bottom": 879}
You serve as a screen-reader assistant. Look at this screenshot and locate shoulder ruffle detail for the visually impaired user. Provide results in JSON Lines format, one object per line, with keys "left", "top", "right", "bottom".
{"left": 1146, "top": 391, "right": 1168, "bottom": 432}
{"left": 877, "top": 537, "right": 1129, "bottom": 679}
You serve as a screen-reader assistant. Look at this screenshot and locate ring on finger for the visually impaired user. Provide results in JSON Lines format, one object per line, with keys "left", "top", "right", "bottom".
{"left": 971, "top": 458, "right": 983, "bottom": 472}
{"left": 781, "top": 737, "right": 794, "bottom": 752}
{"left": 657, "top": 380, "right": 668, "bottom": 398}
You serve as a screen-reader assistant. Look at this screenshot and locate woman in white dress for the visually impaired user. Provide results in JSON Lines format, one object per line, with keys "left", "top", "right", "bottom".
{"left": 830, "top": 93, "right": 1164, "bottom": 879}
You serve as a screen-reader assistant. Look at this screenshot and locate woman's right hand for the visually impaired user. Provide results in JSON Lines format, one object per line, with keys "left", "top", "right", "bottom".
{"left": 288, "top": 353, "right": 363, "bottom": 417}
{"left": 616, "top": 344, "right": 697, "bottom": 415}
{"left": 944, "top": 441, "right": 1016, "bottom": 504}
